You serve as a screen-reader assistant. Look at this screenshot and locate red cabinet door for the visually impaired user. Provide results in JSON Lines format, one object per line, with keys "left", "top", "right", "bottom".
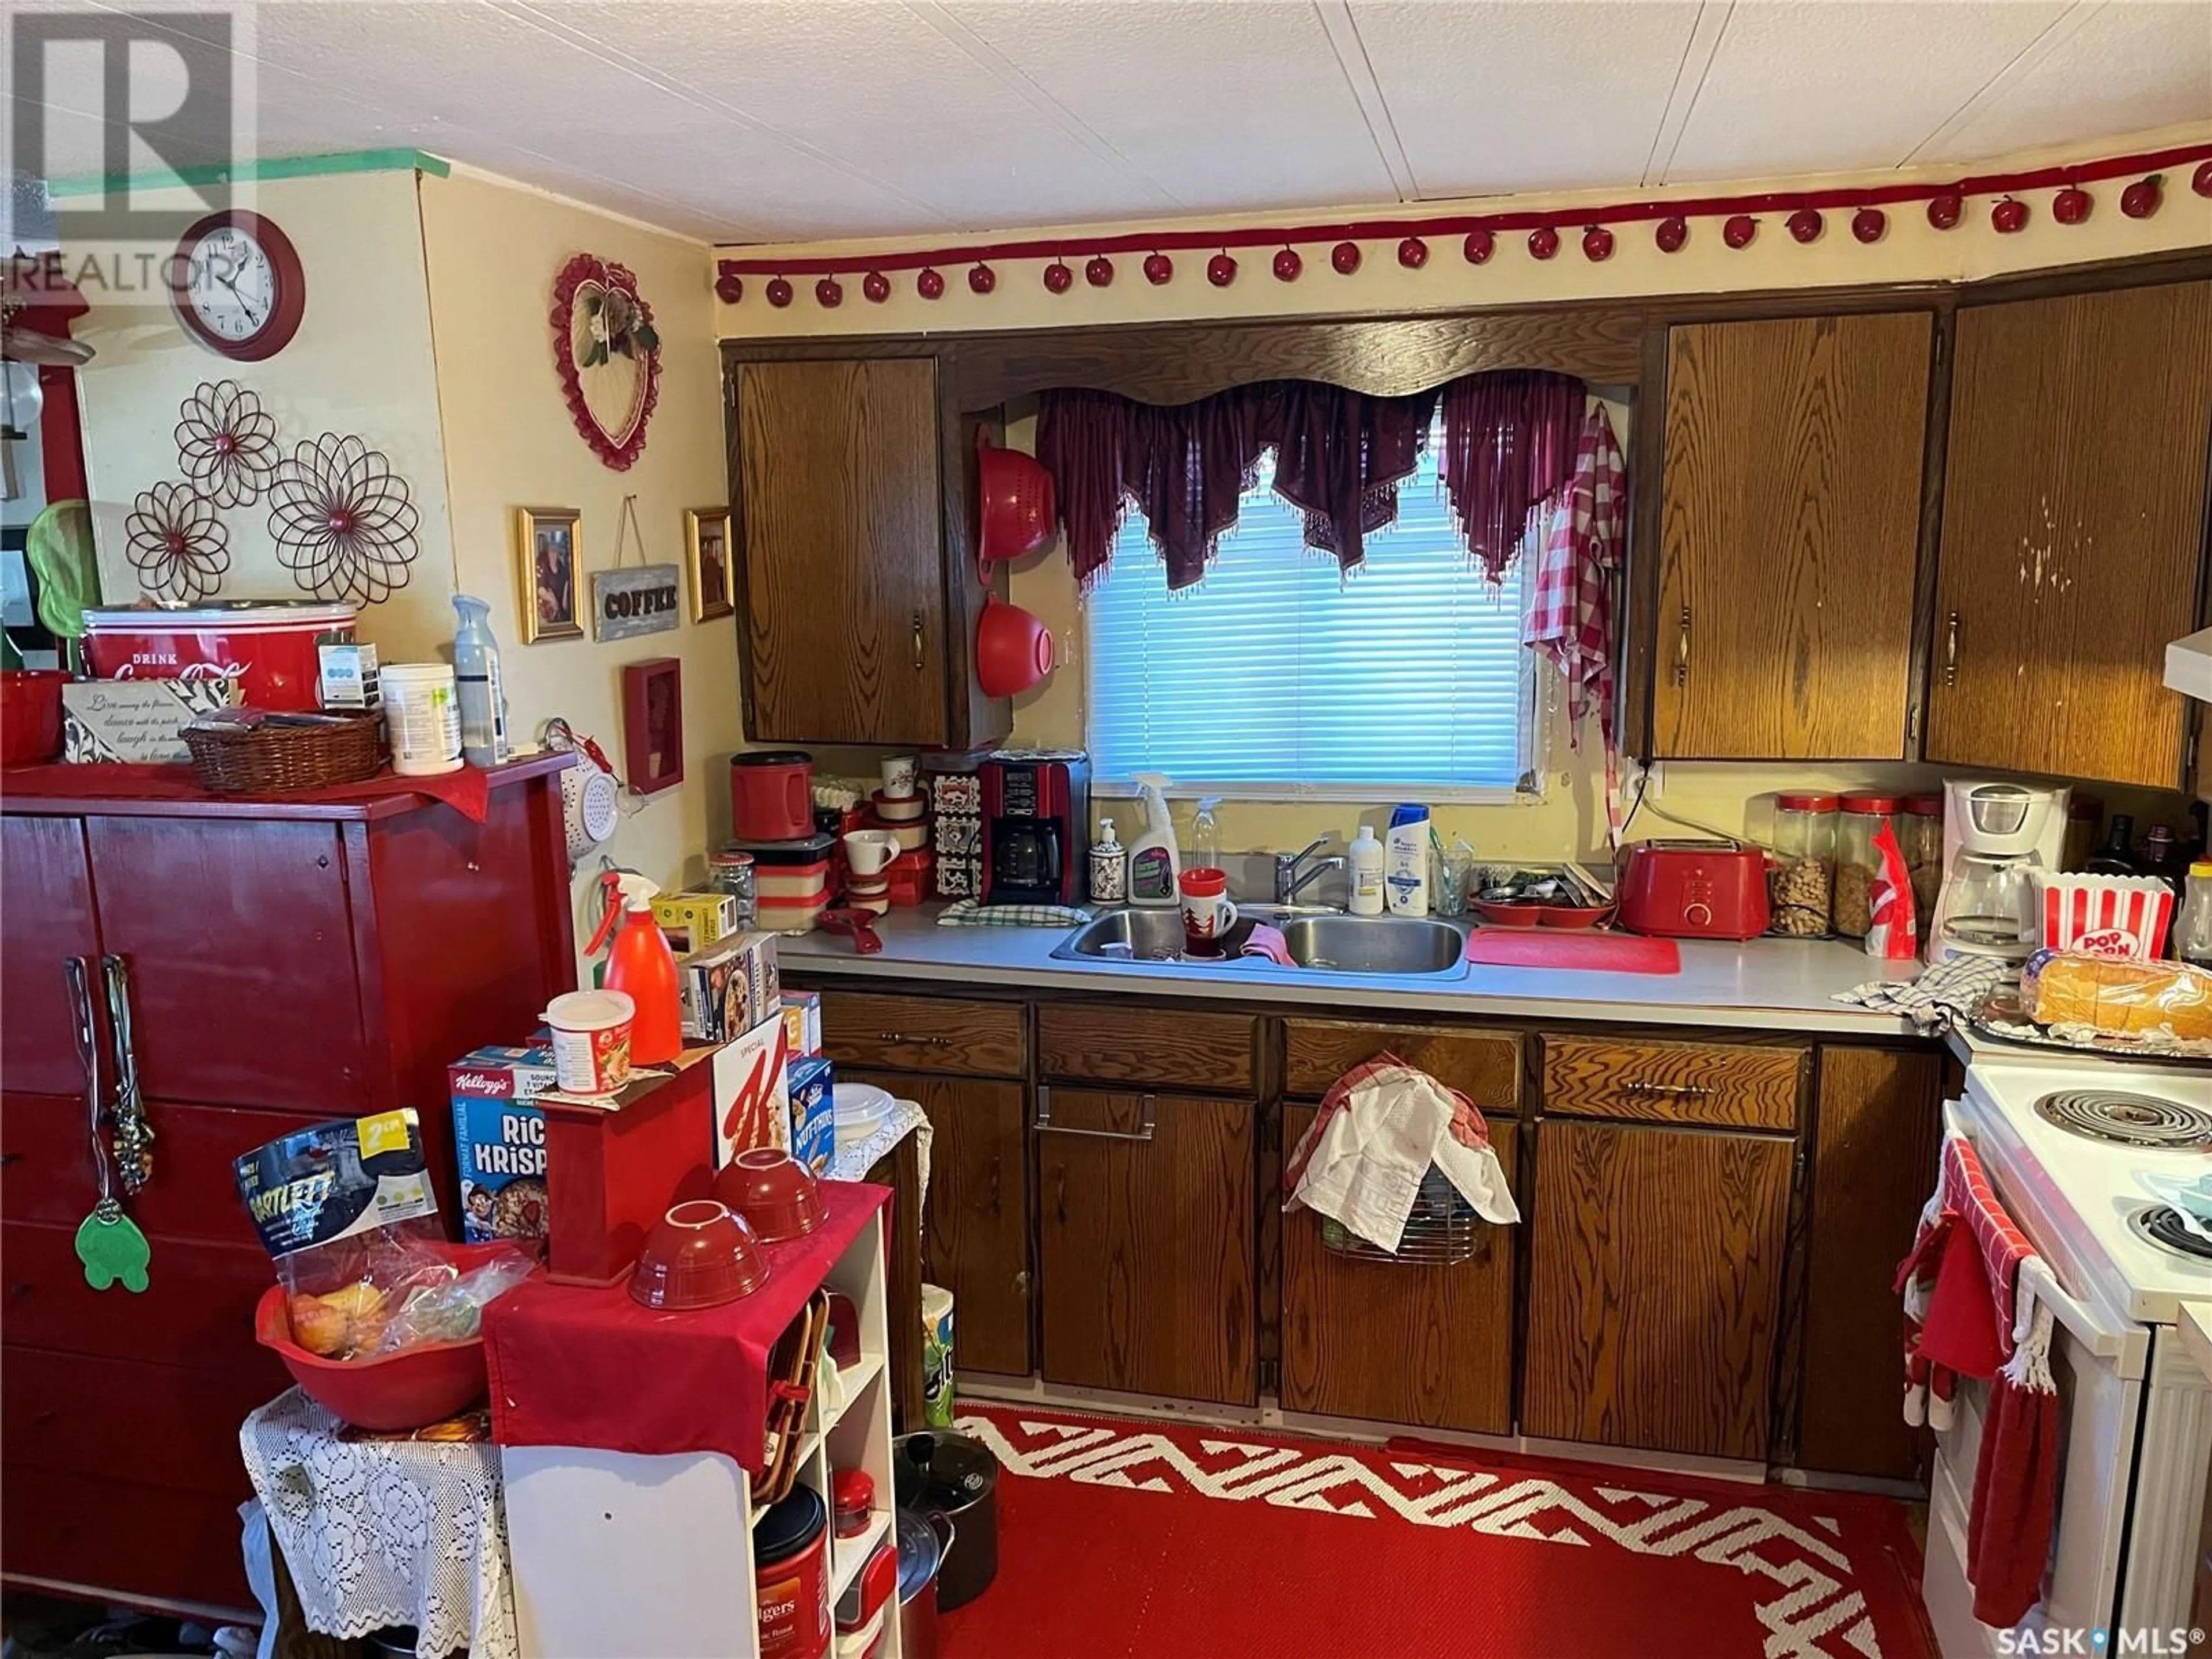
{"left": 1, "top": 816, "right": 101, "bottom": 1099}
{"left": 85, "top": 816, "right": 372, "bottom": 1112}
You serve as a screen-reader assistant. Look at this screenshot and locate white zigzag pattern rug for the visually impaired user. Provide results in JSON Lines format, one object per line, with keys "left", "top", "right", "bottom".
{"left": 956, "top": 1412, "right": 1893, "bottom": 1659}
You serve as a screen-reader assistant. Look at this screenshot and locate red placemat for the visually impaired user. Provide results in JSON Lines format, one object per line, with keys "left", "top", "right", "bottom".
{"left": 0, "top": 759, "right": 495, "bottom": 821}
{"left": 483, "top": 1180, "right": 891, "bottom": 1469}
{"left": 1463, "top": 929, "right": 1681, "bottom": 974}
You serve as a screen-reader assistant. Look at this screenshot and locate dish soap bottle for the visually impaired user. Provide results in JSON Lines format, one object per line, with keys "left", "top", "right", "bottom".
{"left": 450, "top": 594, "right": 510, "bottom": 767}
{"left": 1349, "top": 824, "right": 1385, "bottom": 916}
{"left": 1191, "top": 797, "right": 1222, "bottom": 870}
{"left": 586, "top": 871, "right": 681, "bottom": 1066}
{"left": 1127, "top": 774, "right": 1181, "bottom": 907}
{"left": 1384, "top": 804, "right": 1431, "bottom": 916}
{"left": 1089, "top": 817, "right": 1128, "bottom": 904}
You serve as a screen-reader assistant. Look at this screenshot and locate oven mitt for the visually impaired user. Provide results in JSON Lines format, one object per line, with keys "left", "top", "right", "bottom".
{"left": 77, "top": 1200, "right": 151, "bottom": 1293}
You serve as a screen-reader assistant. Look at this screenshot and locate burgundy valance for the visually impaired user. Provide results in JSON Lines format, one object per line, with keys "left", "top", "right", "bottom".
{"left": 1036, "top": 369, "right": 1584, "bottom": 593}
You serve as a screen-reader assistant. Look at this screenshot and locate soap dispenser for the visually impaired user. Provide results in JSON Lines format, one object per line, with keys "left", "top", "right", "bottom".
{"left": 1127, "top": 774, "right": 1181, "bottom": 907}
{"left": 1089, "top": 817, "right": 1128, "bottom": 904}
{"left": 1349, "top": 824, "right": 1385, "bottom": 916}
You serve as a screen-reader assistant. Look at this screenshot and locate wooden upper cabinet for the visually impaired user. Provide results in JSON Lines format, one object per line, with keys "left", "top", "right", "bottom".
{"left": 1927, "top": 281, "right": 2212, "bottom": 787}
{"left": 736, "top": 357, "right": 952, "bottom": 746}
{"left": 1654, "top": 312, "right": 1933, "bottom": 759}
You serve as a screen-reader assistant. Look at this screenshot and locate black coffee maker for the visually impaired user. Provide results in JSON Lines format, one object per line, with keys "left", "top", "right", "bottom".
{"left": 980, "top": 751, "right": 1089, "bottom": 906}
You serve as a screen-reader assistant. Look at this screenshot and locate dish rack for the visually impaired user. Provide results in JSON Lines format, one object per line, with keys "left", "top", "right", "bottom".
{"left": 1317, "top": 1165, "right": 1489, "bottom": 1266}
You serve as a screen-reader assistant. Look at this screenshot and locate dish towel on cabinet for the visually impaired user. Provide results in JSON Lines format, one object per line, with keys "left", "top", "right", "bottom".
{"left": 1283, "top": 1056, "right": 1518, "bottom": 1254}
{"left": 1895, "top": 1129, "right": 2059, "bottom": 1629}
{"left": 1524, "top": 402, "right": 1626, "bottom": 840}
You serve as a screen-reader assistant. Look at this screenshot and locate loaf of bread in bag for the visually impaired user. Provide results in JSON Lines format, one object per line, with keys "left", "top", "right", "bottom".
{"left": 2022, "top": 950, "right": 2212, "bottom": 1043}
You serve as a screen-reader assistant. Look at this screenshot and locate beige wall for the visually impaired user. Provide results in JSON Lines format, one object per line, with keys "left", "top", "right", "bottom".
{"left": 417, "top": 169, "right": 740, "bottom": 927}
{"left": 73, "top": 171, "right": 457, "bottom": 657}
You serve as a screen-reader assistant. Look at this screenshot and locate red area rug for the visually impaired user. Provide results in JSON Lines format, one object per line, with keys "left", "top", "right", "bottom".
{"left": 942, "top": 1403, "right": 1933, "bottom": 1659}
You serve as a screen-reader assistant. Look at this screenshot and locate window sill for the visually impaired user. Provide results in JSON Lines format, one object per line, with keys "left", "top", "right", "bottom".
{"left": 1089, "top": 779, "right": 1544, "bottom": 806}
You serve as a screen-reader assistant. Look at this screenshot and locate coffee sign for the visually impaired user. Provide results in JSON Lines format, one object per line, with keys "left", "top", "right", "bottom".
{"left": 590, "top": 563, "right": 681, "bottom": 642}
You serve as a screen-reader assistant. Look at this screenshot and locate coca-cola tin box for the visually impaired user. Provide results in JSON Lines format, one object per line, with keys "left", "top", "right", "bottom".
{"left": 82, "top": 601, "right": 357, "bottom": 711}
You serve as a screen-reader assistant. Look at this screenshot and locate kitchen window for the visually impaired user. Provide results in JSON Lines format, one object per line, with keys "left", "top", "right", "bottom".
{"left": 1084, "top": 422, "right": 1541, "bottom": 798}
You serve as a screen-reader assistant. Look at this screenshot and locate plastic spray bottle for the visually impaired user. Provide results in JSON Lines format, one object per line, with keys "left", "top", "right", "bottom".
{"left": 1127, "top": 774, "right": 1181, "bottom": 907}
{"left": 588, "top": 871, "right": 682, "bottom": 1065}
{"left": 451, "top": 594, "right": 510, "bottom": 767}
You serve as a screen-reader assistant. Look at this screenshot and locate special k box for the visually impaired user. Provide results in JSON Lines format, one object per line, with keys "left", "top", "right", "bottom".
{"left": 711, "top": 1010, "right": 791, "bottom": 1165}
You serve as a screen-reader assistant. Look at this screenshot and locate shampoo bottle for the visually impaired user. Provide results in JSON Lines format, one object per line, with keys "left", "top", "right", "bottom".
{"left": 587, "top": 871, "right": 682, "bottom": 1066}
{"left": 1384, "top": 804, "right": 1431, "bottom": 916}
{"left": 451, "top": 594, "right": 511, "bottom": 767}
{"left": 1349, "top": 824, "right": 1385, "bottom": 916}
{"left": 1127, "top": 774, "right": 1181, "bottom": 907}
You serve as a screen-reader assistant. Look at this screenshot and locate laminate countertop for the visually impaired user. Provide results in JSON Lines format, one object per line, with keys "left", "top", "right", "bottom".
{"left": 778, "top": 906, "right": 1925, "bottom": 1038}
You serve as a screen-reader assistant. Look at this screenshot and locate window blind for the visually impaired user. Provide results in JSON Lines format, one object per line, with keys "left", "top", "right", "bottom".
{"left": 1084, "top": 431, "right": 1537, "bottom": 794}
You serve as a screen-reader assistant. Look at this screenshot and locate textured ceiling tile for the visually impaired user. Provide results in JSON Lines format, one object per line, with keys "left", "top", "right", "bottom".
{"left": 1351, "top": 0, "right": 1702, "bottom": 197}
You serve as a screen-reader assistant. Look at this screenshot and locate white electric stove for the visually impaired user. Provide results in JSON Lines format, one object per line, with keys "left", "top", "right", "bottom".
{"left": 1924, "top": 1058, "right": 2212, "bottom": 1657}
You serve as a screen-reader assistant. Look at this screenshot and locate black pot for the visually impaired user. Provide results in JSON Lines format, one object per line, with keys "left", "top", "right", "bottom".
{"left": 892, "top": 1430, "right": 1000, "bottom": 1611}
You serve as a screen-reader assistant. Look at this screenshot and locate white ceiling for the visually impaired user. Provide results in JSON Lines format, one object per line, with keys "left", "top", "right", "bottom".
{"left": 29, "top": 0, "right": 2212, "bottom": 244}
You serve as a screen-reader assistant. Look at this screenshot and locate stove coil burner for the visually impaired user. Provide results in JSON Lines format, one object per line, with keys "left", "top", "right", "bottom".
{"left": 2130, "top": 1206, "right": 2212, "bottom": 1264}
{"left": 2032, "top": 1089, "right": 2212, "bottom": 1150}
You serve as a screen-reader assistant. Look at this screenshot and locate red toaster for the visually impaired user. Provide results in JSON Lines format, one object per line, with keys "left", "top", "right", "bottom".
{"left": 1615, "top": 840, "right": 1771, "bottom": 940}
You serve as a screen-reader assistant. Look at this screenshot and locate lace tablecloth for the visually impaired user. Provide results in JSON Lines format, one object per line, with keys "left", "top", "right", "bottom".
{"left": 240, "top": 1389, "right": 518, "bottom": 1659}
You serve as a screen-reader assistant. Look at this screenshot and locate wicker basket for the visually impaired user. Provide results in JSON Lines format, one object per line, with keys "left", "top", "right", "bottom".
{"left": 184, "top": 711, "right": 384, "bottom": 794}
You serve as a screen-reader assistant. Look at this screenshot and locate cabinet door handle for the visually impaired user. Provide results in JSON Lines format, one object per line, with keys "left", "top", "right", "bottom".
{"left": 1673, "top": 608, "right": 1690, "bottom": 687}
{"left": 63, "top": 957, "right": 110, "bottom": 1202}
{"left": 911, "top": 612, "right": 925, "bottom": 672}
{"left": 1621, "top": 1080, "right": 1714, "bottom": 1100}
{"left": 101, "top": 955, "right": 154, "bottom": 1196}
{"left": 1033, "top": 1085, "right": 1157, "bottom": 1143}
{"left": 1943, "top": 611, "right": 1960, "bottom": 687}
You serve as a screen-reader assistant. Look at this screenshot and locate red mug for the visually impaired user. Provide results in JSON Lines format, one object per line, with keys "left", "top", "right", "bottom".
{"left": 1178, "top": 866, "right": 1237, "bottom": 942}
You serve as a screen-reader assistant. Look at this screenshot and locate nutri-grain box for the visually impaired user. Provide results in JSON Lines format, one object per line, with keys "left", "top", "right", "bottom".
{"left": 448, "top": 1043, "right": 556, "bottom": 1244}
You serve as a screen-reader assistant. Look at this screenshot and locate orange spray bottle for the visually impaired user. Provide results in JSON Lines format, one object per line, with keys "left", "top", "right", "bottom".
{"left": 588, "top": 870, "right": 683, "bottom": 1065}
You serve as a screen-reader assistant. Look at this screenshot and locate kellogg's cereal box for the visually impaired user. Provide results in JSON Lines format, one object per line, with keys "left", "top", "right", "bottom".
{"left": 449, "top": 1043, "right": 556, "bottom": 1244}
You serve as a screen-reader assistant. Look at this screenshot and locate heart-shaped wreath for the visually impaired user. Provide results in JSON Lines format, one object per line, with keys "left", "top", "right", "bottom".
{"left": 551, "top": 252, "right": 661, "bottom": 471}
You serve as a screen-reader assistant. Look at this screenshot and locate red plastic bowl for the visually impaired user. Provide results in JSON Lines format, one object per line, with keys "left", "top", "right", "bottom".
{"left": 1, "top": 669, "right": 67, "bottom": 765}
{"left": 253, "top": 1242, "right": 522, "bottom": 1431}
{"left": 975, "top": 596, "right": 1054, "bottom": 697}
{"left": 1471, "top": 899, "right": 1544, "bottom": 929}
{"left": 630, "top": 1199, "right": 768, "bottom": 1309}
{"left": 714, "top": 1149, "right": 825, "bottom": 1243}
{"left": 977, "top": 442, "right": 1056, "bottom": 566}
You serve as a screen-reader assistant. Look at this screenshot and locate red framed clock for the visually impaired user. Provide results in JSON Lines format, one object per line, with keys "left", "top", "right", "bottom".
{"left": 168, "top": 210, "right": 306, "bottom": 361}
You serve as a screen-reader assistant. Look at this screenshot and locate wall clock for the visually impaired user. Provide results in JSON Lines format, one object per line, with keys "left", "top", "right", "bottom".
{"left": 169, "top": 210, "right": 306, "bottom": 361}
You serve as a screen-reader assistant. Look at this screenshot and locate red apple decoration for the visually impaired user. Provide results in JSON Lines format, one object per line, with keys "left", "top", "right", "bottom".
{"left": 765, "top": 276, "right": 793, "bottom": 308}
{"left": 1043, "top": 261, "right": 1073, "bottom": 294}
{"left": 1787, "top": 208, "right": 1822, "bottom": 244}
{"left": 1207, "top": 252, "right": 1237, "bottom": 287}
{"left": 862, "top": 270, "right": 891, "bottom": 303}
{"left": 1272, "top": 248, "right": 1302, "bottom": 282}
{"left": 1397, "top": 236, "right": 1429, "bottom": 269}
{"left": 1655, "top": 216, "right": 1688, "bottom": 253}
{"left": 968, "top": 263, "right": 997, "bottom": 294}
{"left": 2194, "top": 160, "right": 2212, "bottom": 198}
{"left": 1722, "top": 214, "right": 1756, "bottom": 249}
{"left": 714, "top": 272, "right": 744, "bottom": 304}
{"left": 1927, "top": 193, "right": 1963, "bottom": 230}
{"left": 1143, "top": 253, "right": 1173, "bottom": 285}
{"left": 1528, "top": 226, "right": 1559, "bottom": 260}
{"left": 1851, "top": 207, "right": 1887, "bottom": 244}
{"left": 916, "top": 267, "right": 945, "bottom": 300}
{"left": 1582, "top": 225, "right": 1614, "bottom": 262}
{"left": 1991, "top": 196, "right": 2028, "bottom": 234}
{"left": 2122, "top": 176, "right": 2162, "bottom": 219}
{"left": 2052, "top": 185, "right": 2092, "bottom": 225}
{"left": 1086, "top": 255, "right": 1115, "bottom": 287}
{"left": 1331, "top": 240, "right": 1361, "bottom": 274}
{"left": 1462, "top": 229, "right": 1495, "bottom": 264}
{"left": 815, "top": 276, "right": 842, "bottom": 308}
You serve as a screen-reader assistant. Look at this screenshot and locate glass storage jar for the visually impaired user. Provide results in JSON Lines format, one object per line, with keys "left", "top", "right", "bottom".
{"left": 1834, "top": 793, "right": 1900, "bottom": 939}
{"left": 1897, "top": 793, "right": 1945, "bottom": 940}
{"left": 1767, "top": 793, "right": 1838, "bottom": 937}
{"left": 706, "top": 847, "right": 757, "bottom": 927}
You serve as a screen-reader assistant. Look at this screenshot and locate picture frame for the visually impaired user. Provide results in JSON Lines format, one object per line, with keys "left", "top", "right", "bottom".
{"left": 685, "top": 507, "right": 734, "bottom": 622}
{"left": 516, "top": 507, "right": 584, "bottom": 643}
{"left": 621, "top": 657, "right": 684, "bottom": 796}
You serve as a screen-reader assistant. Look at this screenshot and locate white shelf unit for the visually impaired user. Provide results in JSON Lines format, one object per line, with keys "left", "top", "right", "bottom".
{"left": 503, "top": 1205, "right": 903, "bottom": 1659}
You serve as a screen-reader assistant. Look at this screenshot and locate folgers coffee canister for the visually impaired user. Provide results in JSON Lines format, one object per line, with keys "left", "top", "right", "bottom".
{"left": 755, "top": 1484, "right": 831, "bottom": 1659}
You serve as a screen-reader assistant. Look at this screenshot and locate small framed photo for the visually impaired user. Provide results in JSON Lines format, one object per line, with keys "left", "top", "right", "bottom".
{"left": 622, "top": 657, "right": 684, "bottom": 796}
{"left": 517, "top": 507, "right": 584, "bottom": 643}
{"left": 685, "top": 507, "right": 734, "bottom": 622}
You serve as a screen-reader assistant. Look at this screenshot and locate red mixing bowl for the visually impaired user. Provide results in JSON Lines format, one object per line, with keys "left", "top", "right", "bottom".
{"left": 975, "top": 597, "right": 1054, "bottom": 698}
{"left": 714, "top": 1149, "right": 825, "bottom": 1243}
{"left": 1, "top": 669, "right": 67, "bottom": 765}
{"left": 630, "top": 1199, "right": 769, "bottom": 1309}
{"left": 976, "top": 442, "right": 1056, "bottom": 566}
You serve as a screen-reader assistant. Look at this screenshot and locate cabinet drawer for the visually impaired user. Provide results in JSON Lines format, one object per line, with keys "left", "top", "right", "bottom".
{"left": 1544, "top": 1037, "right": 1801, "bottom": 1130}
{"left": 1, "top": 1221, "right": 282, "bottom": 1370}
{"left": 820, "top": 991, "right": 1025, "bottom": 1078}
{"left": 1283, "top": 1019, "right": 1521, "bottom": 1111}
{"left": 3, "top": 1467, "right": 255, "bottom": 1612}
{"left": 1, "top": 1347, "right": 270, "bottom": 1495}
{"left": 1038, "top": 1005, "right": 1254, "bottom": 1092}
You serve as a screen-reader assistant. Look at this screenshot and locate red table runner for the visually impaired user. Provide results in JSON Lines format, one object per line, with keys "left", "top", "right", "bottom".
{"left": 483, "top": 1180, "right": 891, "bottom": 1469}
{"left": 0, "top": 759, "right": 495, "bottom": 821}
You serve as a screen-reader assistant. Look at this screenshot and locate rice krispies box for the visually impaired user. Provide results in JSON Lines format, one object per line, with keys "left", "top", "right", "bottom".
{"left": 448, "top": 1043, "right": 556, "bottom": 1244}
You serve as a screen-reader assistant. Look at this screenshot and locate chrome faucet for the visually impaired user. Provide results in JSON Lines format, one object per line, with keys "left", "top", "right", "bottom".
{"left": 1274, "top": 836, "right": 1346, "bottom": 906}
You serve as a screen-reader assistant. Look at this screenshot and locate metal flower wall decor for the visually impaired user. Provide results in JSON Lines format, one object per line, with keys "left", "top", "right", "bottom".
{"left": 124, "top": 480, "right": 231, "bottom": 603}
{"left": 174, "top": 379, "right": 279, "bottom": 507}
{"left": 266, "top": 432, "right": 421, "bottom": 605}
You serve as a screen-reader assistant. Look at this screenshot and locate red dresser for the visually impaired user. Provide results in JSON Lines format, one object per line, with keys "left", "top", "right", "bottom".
{"left": 0, "top": 755, "right": 577, "bottom": 1616}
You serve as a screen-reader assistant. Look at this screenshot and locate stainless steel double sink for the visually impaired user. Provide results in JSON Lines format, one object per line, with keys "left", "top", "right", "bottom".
{"left": 1050, "top": 904, "right": 1469, "bottom": 979}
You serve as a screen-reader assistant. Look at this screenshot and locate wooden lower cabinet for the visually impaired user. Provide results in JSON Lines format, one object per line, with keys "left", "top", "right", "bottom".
{"left": 1525, "top": 1119, "right": 1793, "bottom": 1461}
{"left": 1280, "top": 1106, "right": 1517, "bottom": 1433}
{"left": 1037, "top": 1086, "right": 1256, "bottom": 1405}
{"left": 1797, "top": 1047, "right": 1942, "bottom": 1479}
{"left": 845, "top": 1069, "right": 1032, "bottom": 1378}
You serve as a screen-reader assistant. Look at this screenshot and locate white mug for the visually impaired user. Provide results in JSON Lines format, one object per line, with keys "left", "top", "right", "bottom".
{"left": 1180, "top": 890, "right": 1238, "bottom": 941}
{"left": 881, "top": 755, "right": 919, "bottom": 800}
{"left": 843, "top": 830, "right": 899, "bottom": 877}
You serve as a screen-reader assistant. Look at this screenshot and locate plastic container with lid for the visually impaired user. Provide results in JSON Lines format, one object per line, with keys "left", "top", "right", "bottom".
{"left": 1766, "top": 793, "right": 1838, "bottom": 937}
{"left": 832, "top": 1468, "right": 874, "bottom": 1537}
{"left": 754, "top": 1484, "right": 831, "bottom": 1659}
{"left": 2176, "top": 859, "right": 2212, "bottom": 967}
{"left": 1897, "top": 793, "right": 1945, "bottom": 940}
{"left": 381, "top": 662, "right": 463, "bottom": 777}
{"left": 1834, "top": 793, "right": 1900, "bottom": 939}
{"left": 707, "top": 848, "right": 757, "bottom": 926}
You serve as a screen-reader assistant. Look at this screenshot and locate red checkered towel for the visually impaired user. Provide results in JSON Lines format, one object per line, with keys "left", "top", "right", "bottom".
{"left": 1524, "top": 403, "right": 1624, "bottom": 745}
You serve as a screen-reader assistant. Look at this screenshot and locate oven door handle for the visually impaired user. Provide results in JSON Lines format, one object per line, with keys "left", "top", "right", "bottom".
{"left": 2018, "top": 1257, "right": 2147, "bottom": 1378}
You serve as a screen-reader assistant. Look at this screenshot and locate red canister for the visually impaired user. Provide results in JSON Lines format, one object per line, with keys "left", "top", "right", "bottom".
{"left": 733, "top": 752, "right": 816, "bottom": 840}
{"left": 81, "top": 600, "right": 355, "bottom": 711}
{"left": 755, "top": 1484, "right": 831, "bottom": 1659}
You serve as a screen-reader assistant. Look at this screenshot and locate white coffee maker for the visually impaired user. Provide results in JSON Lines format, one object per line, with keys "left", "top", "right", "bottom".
{"left": 1927, "top": 779, "right": 2070, "bottom": 965}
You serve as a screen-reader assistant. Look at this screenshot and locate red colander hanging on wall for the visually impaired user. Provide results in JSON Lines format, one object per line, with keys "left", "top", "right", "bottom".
{"left": 976, "top": 438, "right": 1056, "bottom": 570}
